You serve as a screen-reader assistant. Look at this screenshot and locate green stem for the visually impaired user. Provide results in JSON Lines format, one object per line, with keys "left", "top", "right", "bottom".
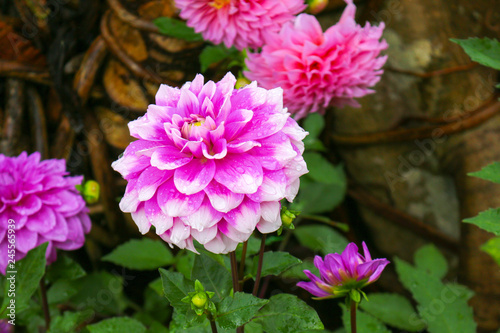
{"left": 39, "top": 276, "right": 50, "bottom": 331}
{"left": 229, "top": 251, "right": 239, "bottom": 293}
{"left": 238, "top": 241, "right": 248, "bottom": 289}
{"left": 350, "top": 300, "right": 357, "bottom": 333}
{"left": 252, "top": 234, "right": 266, "bottom": 297}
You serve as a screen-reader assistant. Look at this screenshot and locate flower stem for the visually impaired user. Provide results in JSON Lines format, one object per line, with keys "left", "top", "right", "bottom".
{"left": 39, "top": 276, "right": 50, "bottom": 330}
{"left": 238, "top": 241, "right": 248, "bottom": 289}
{"left": 350, "top": 300, "right": 357, "bottom": 333}
{"left": 229, "top": 251, "right": 240, "bottom": 293}
{"left": 252, "top": 234, "right": 266, "bottom": 297}
{"left": 208, "top": 313, "right": 218, "bottom": 333}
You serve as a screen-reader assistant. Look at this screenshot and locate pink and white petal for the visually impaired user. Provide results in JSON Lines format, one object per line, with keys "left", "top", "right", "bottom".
{"left": 226, "top": 140, "right": 261, "bottom": 154}
{"left": 202, "top": 139, "right": 227, "bottom": 160}
{"left": 214, "top": 154, "right": 263, "bottom": 194}
{"left": 223, "top": 198, "right": 261, "bottom": 234}
{"left": 119, "top": 178, "right": 140, "bottom": 213}
{"left": 177, "top": 89, "right": 200, "bottom": 116}
{"left": 237, "top": 105, "right": 288, "bottom": 141}
{"left": 137, "top": 167, "right": 173, "bottom": 201}
{"left": 144, "top": 199, "right": 173, "bottom": 235}
{"left": 179, "top": 197, "right": 222, "bottom": 231}
{"left": 204, "top": 181, "right": 244, "bottom": 213}
{"left": 128, "top": 116, "right": 168, "bottom": 141}
{"left": 157, "top": 179, "right": 205, "bottom": 217}
{"left": 250, "top": 132, "right": 297, "bottom": 170}
{"left": 285, "top": 178, "right": 301, "bottom": 202}
{"left": 256, "top": 201, "right": 281, "bottom": 233}
{"left": 174, "top": 159, "right": 215, "bottom": 195}
{"left": 168, "top": 219, "right": 191, "bottom": 244}
{"left": 224, "top": 109, "right": 254, "bottom": 140}
{"left": 156, "top": 84, "right": 181, "bottom": 107}
{"left": 218, "top": 219, "right": 252, "bottom": 243}
{"left": 131, "top": 204, "right": 152, "bottom": 234}
{"left": 191, "top": 224, "right": 218, "bottom": 245}
{"left": 203, "top": 234, "right": 227, "bottom": 254}
{"left": 248, "top": 170, "right": 287, "bottom": 202}
{"left": 283, "top": 155, "right": 308, "bottom": 183}
{"left": 150, "top": 146, "right": 193, "bottom": 170}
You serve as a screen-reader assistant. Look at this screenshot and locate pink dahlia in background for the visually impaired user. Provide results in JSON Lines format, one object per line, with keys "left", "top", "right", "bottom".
{"left": 245, "top": 0, "right": 388, "bottom": 119}
{"left": 0, "top": 152, "right": 91, "bottom": 274}
{"left": 174, "top": 0, "right": 306, "bottom": 50}
{"left": 112, "top": 73, "right": 308, "bottom": 254}
{"left": 297, "top": 242, "right": 389, "bottom": 299}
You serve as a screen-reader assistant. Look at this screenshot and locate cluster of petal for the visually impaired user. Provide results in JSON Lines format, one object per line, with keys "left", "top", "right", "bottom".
{"left": 245, "top": 0, "right": 388, "bottom": 119}
{"left": 297, "top": 242, "right": 389, "bottom": 299}
{"left": 112, "top": 73, "right": 308, "bottom": 254}
{"left": 175, "top": 0, "right": 306, "bottom": 50}
{"left": 0, "top": 152, "right": 91, "bottom": 274}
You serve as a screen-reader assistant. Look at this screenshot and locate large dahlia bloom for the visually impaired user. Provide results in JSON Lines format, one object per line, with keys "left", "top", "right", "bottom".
{"left": 174, "top": 0, "right": 306, "bottom": 50}
{"left": 0, "top": 152, "right": 91, "bottom": 274}
{"left": 245, "top": 0, "right": 388, "bottom": 119}
{"left": 297, "top": 242, "right": 389, "bottom": 299}
{"left": 112, "top": 73, "right": 308, "bottom": 254}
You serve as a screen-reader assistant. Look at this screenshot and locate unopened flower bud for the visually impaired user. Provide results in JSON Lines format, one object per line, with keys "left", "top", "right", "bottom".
{"left": 192, "top": 292, "right": 208, "bottom": 308}
{"left": 83, "top": 180, "right": 100, "bottom": 204}
{"left": 281, "top": 207, "right": 299, "bottom": 229}
{"left": 235, "top": 77, "right": 251, "bottom": 89}
{"left": 307, "top": 0, "right": 328, "bottom": 14}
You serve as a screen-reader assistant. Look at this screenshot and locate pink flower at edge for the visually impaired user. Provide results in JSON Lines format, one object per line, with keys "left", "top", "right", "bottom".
{"left": 0, "top": 152, "right": 91, "bottom": 275}
{"left": 297, "top": 242, "right": 389, "bottom": 299}
{"left": 112, "top": 72, "right": 308, "bottom": 254}
{"left": 245, "top": 0, "right": 388, "bottom": 119}
{"left": 174, "top": 0, "right": 306, "bottom": 50}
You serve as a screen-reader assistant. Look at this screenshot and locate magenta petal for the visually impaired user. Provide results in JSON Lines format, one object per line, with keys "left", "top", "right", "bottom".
{"left": 256, "top": 201, "right": 281, "bottom": 233}
{"left": 131, "top": 204, "right": 152, "bottom": 234}
{"left": 180, "top": 197, "right": 222, "bottom": 231}
{"left": 42, "top": 212, "right": 69, "bottom": 241}
{"left": 12, "top": 195, "right": 42, "bottom": 216}
{"left": 25, "top": 206, "right": 56, "bottom": 233}
{"left": 223, "top": 198, "right": 260, "bottom": 234}
{"left": 204, "top": 181, "right": 244, "bottom": 213}
{"left": 174, "top": 159, "right": 215, "bottom": 195}
{"left": 157, "top": 179, "right": 205, "bottom": 217}
{"left": 144, "top": 199, "right": 173, "bottom": 235}
{"left": 15, "top": 228, "right": 38, "bottom": 253}
{"left": 248, "top": 169, "right": 287, "bottom": 202}
{"left": 214, "top": 154, "right": 263, "bottom": 194}
{"left": 150, "top": 146, "right": 193, "bottom": 170}
{"left": 224, "top": 108, "right": 253, "bottom": 140}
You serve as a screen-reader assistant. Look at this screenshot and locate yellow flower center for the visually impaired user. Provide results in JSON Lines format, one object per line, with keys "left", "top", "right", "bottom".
{"left": 210, "top": 0, "right": 230, "bottom": 9}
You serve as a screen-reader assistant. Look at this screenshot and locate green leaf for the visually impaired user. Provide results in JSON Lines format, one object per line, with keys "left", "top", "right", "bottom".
{"left": 199, "top": 45, "right": 238, "bottom": 72}
{"left": 414, "top": 244, "right": 448, "bottom": 279}
{"left": 468, "top": 162, "right": 500, "bottom": 184}
{"left": 215, "top": 292, "right": 268, "bottom": 329}
{"left": 251, "top": 252, "right": 301, "bottom": 278}
{"left": 481, "top": 236, "right": 500, "bottom": 266}
{"left": 46, "top": 255, "right": 86, "bottom": 282}
{"left": 102, "top": 238, "right": 174, "bottom": 270}
{"left": 1, "top": 243, "right": 48, "bottom": 314}
{"left": 303, "top": 153, "right": 346, "bottom": 185}
{"left": 303, "top": 113, "right": 325, "bottom": 140}
{"left": 69, "top": 272, "right": 127, "bottom": 315}
{"left": 153, "top": 17, "right": 203, "bottom": 42}
{"left": 340, "top": 304, "right": 391, "bottom": 333}
{"left": 294, "top": 224, "right": 349, "bottom": 255}
{"left": 144, "top": 285, "right": 171, "bottom": 323}
{"left": 451, "top": 37, "right": 500, "bottom": 70}
{"left": 149, "top": 277, "right": 163, "bottom": 296}
{"left": 159, "top": 268, "right": 194, "bottom": 313}
{"left": 87, "top": 317, "right": 147, "bottom": 333}
{"left": 280, "top": 259, "right": 319, "bottom": 280}
{"left": 463, "top": 208, "right": 500, "bottom": 235}
{"left": 359, "top": 293, "right": 425, "bottom": 331}
{"left": 394, "top": 257, "right": 476, "bottom": 333}
{"left": 47, "top": 280, "right": 79, "bottom": 304}
{"left": 48, "top": 310, "right": 94, "bottom": 333}
{"left": 244, "top": 321, "right": 264, "bottom": 333}
{"left": 294, "top": 176, "right": 346, "bottom": 214}
{"left": 176, "top": 251, "right": 196, "bottom": 280}
{"left": 253, "top": 294, "right": 324, "bottom": 332}
{"left": 191, "top": 252, "right": 232, "bottom": 301}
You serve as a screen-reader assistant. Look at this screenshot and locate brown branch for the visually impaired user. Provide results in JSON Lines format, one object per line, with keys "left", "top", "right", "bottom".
{"left": 73, "top": 36, "right": 108, "bottom": 105}
{"left": 0, "top": 59, "right": 51, "bottom": 85}
{"left": 106, "top": 0, "right": 160, "bottom": 33}
{"left": 27, "top": 86, "right": 48, "bottom": 159}
{"left": 100, "top": 10, "right": 166, "bottom": 85}
{"left": 385, "top": 62, "right": 478, "bottom": 78}
{"left": 347, "top": 185, "right": 459, "bottom": 252}
{"left": 332, "top": 98, "right": 500, "bottom": 146}
{"left": 2, "top": 79, "right": 24, "bottom": 155}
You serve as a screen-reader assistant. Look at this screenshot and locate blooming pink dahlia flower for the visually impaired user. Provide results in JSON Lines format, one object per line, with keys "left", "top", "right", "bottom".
{"left": 112, "top": 73, "right": 308, "bottom": 254}
{"left": 245, "top": 0, "right": 388, "bottom": 119}
{"left": 0, "top": 152, "right": 91, "bottom": 274}
{"left": 174, "top": 0, "right": 306, "bottom": 50}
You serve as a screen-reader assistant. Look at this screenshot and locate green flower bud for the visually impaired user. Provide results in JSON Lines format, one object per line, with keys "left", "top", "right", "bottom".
{"left": 281, "top": 207, "right": 299, "bottom": 229}
{"left": 192, "top": 292, "right": 208, "bottom": 308}
{"left": 307, "top": 0, "right": 328, "bottom": 14}
{"left": 235, "top": 77, "right": 250, "bottom": 89}
{"left": 83, "top": 180, "right": 100, "bottom": 204}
